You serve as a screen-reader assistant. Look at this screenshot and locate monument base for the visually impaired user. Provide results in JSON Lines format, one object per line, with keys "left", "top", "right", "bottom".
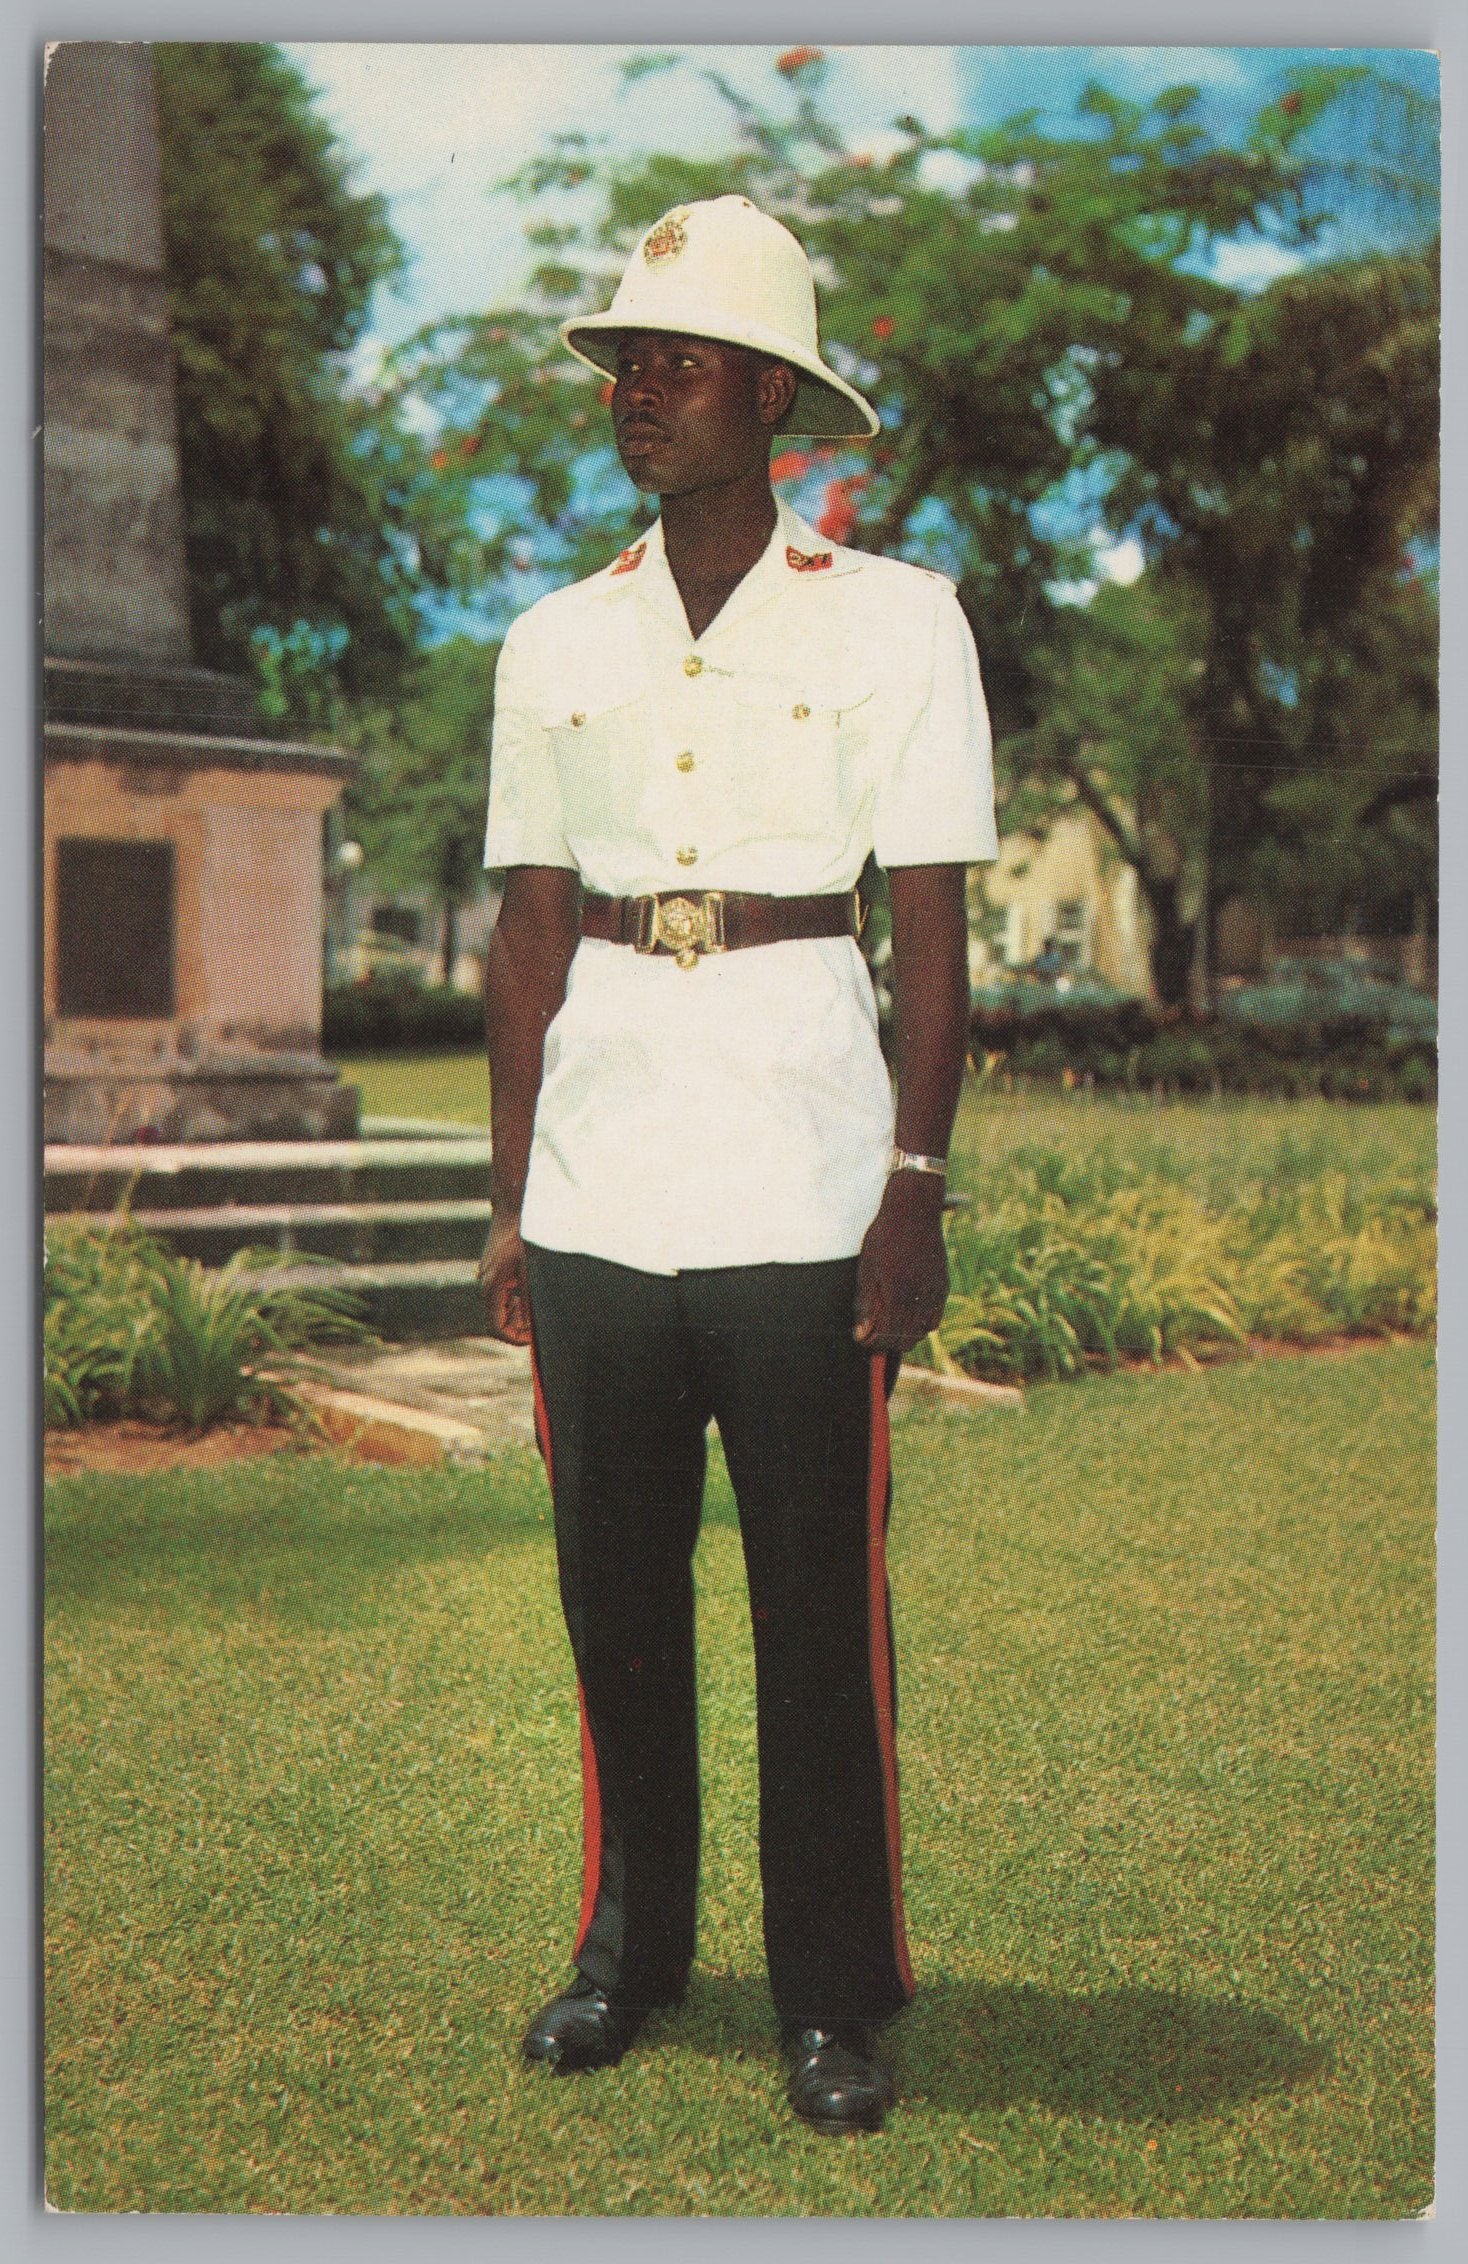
{"left": 45, "top": 694, "right": 354, "bottom": 1147}
{"left": 44, "top": 1047, "right": 361, "bottom": 1146}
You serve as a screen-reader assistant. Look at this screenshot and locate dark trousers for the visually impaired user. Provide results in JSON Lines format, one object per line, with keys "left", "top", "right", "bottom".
{"left": 523, "top": 1243, "right": 914, "bottom": 2028}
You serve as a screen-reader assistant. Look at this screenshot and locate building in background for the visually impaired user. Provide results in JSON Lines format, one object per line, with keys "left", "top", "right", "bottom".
{"left": 331, "top": 877, "right": 502, "bottom": 994}
{"left": 978, "top": 804, "right": 1152, "bottom": 995}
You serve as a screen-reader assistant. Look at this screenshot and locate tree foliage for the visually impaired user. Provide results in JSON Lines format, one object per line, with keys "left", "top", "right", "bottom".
{"left": 1014, "top": 575, "right": 1211, "bottom": 1002}
{"left": 364, "top": 50, "right": 1439, "bottom": 1000}
{"left": 348, "top": 637, "right": 501, "bottom": 979}
{"left": 1250, "top": 565, "right": 1438, "bottom": 939}
{"left": 1064, "top": 221, "right": 1439, "bottom": 991}
{"left": 153, "top": 42, "right": 430, "bottom": 721}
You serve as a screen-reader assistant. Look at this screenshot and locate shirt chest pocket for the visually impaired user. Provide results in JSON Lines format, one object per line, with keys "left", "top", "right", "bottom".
{"left": 725, "top": 674, "right": 874, "bottom": 841}
{"left": 541, "top": 669, "right": 647, "bottom": 840}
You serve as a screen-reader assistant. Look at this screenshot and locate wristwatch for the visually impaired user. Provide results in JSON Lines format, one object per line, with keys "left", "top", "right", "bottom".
{"left": 889, "top": 1146, "right": 947, "bottom": 1179}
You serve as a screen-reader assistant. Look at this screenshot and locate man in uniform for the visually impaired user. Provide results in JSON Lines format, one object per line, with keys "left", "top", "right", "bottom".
{"left": 479, "top": 196, "right": 997, "bottom": 2135}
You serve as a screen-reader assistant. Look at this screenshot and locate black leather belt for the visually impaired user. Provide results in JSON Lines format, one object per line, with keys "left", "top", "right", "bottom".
{"left": 581, "top": 888, "right": 859, "bottom": 968}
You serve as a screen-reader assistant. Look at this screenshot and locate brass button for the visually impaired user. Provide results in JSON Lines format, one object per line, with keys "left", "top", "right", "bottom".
{"left": 675, "top": 751, "right": 695, "bottom": 773}
{"left": 570, "top": 711, "right": 586, "bottom": 727}
{"left": 684, "top": 655, "right": 704, "bottom": 677}
{"left": 675, "top": 846, "right": 698, "bottom": 867}
{"left": 792, "top": 702, "right": 811, "bottom": 720}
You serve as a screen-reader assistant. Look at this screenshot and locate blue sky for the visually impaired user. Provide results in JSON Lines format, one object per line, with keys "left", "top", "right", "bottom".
{"left": 287, "top": 41, "right": 1439, "bottom": 357}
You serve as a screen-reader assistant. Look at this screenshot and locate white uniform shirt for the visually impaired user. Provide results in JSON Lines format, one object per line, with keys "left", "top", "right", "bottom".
{"left": 484, "top": 498, "right": 998, "bottom": 1275}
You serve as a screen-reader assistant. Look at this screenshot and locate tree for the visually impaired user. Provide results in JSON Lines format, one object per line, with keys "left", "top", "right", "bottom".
{"left": 1082, "top": 238, "right": 1436, "bottom": 996}
{"left": 348, "top": 637, "right": 501, "bottom": 981}
{"left": 379, "top": 49, "right": 1437, "bottom": 1001}
{"left": 1010, "top": 575, "right": 1211, "bottom": 1006}
{"left": 1007, "top": 228, "right": 1439, "bottom": 998}
{"left": 1248, "top": 562, "right": 1438, "bottom": 946}
{"left": 153, "top": 43, "right": 433, "bottom": 726}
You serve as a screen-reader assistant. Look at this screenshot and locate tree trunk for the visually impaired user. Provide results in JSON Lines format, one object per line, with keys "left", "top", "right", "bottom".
{"left": 440, "top": 898, "right": 459, "bottom": 987}
{"left": 1058, "top": 754, "right": 1197, "bottom": 1010}
{"left": 1139, "top": 873, "right": 1195, "bottom": 1009}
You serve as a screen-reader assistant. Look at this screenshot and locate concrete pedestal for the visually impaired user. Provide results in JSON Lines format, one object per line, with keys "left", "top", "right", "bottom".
{"left": 44, "top": 719, "right": 359, "bottom": 1143}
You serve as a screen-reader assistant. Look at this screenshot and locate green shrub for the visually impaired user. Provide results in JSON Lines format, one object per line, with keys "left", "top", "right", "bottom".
{"left": 1136, "top": 1031, "right": 1219, "bottom": 1093}
{"left": 969, "top": 997, "right": 1436, "bottom": 1100}
{"left": 940, "top": 1204, "right": 1123, "bottom": 1380}
{"left": 932, "top": 1143, "right": 1436, "bottom": 1384}
{"left": 323, "top": 980, "right": 483, "bottom": 1053}
{"left": 43, "top": 1220, "right": 161, "bottom": 1427}
{"left": 44, "top": 1219, "right": 369, "bottom": 1432}
{"left": 1395, "top": 1052, "right": 1436, "bottom": 1103}
{"left": 1082, "top": 1182, "right": 1244, "bottom": 1363}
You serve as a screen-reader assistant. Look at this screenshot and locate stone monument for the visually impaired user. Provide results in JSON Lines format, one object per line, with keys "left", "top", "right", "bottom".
{"left": 43, "top": 41, "right": 359, "bottom": 1143}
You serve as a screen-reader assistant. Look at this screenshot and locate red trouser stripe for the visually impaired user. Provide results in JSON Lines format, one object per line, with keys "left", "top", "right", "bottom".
{"left": 867, "top": 1355, "right": 915, "bottom": 1999}
{"left": 572, "top": 1688, "right": 603, "bottom": 1958}
{"left": 529, "top": 1343, "right": 604, "bottom": 1961}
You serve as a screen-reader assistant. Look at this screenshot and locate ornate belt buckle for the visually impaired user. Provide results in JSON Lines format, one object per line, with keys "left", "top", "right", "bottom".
{"left": 633, "top": 891, "right": 726, "bottom": 969}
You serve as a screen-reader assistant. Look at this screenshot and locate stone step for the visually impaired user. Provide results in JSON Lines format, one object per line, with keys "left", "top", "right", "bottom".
{"left": 47, "top": 1198, "right": 494, "bottom": 1269}
{"left": 358, "top": 1115, "right": 487, "bottom": 1142}
{"left": 44, "top": 1131, "right": 499, "bottom": 1340}
{"left": 44, "top": 1133, "right": 492, "bottom": 1216}
{"left": 244, "top": 1258, "right": 488, "bottom": 1343}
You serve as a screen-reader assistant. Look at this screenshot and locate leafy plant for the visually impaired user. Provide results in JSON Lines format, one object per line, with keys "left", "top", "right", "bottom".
{"left": 43, "top": 1219, "right": 164, "bottom": 1427}
{"left": 44, "top": 1220, "right": 369, "bottom": 1433}
{"left": 932, "top": 1142, "right": 1434, "bottom": 1383}
{"left": 1087, "top": 1185, "right": 1244, "bottom": 1365}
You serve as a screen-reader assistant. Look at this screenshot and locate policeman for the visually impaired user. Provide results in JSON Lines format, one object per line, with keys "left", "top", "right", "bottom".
{"left": 480, "top": 196, "right": 997, "bottom": 2135}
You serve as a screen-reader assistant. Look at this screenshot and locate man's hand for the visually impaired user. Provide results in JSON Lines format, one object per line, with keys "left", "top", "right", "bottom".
{"left": 855, "top": 861, "right": 970, "bottom": 1357}
{"left": 479, "top": 1212, "right": 533, "bottom": 1346}
{"left": 853, "top": 1170, "right": 950, "bottom": 1355}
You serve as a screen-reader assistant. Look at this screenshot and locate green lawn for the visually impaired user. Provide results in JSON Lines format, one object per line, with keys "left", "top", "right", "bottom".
{"left": 45, "top": 1342, "right": 1435, "bottom": 2216}
{"left": 336, "top": 1047, "right": 1434, "bottom": 1204}
{"left": 339, "top": 1048, "right": 490, "bottom": 1129}
{"left": 946, "top": 1086, "right": 1435, "bottom": 1208}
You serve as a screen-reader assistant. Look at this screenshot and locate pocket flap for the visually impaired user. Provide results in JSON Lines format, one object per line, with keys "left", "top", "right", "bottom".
{"left": 534, "top": 646, "right": 646, "bottom": 732}
{"left": 729, "top": 671, "right": 874, "bottom": 722}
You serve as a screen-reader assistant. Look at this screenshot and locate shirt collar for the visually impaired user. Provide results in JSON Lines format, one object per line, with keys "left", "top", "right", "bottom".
{"left": 592, "top": 494, "right": 862, "bottom": 634}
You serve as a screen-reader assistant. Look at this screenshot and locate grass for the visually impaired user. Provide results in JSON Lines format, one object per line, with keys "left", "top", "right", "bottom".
{"left": 946, "top": 1085, "right": 1435, "bottom": 1211}
{"left": 338, "top": 1048, "right": 490, "bottom": 1128}
{"left": 335, "top": 1046, "right": 1434, "bottom": 1193}
{"left": 45, "top": 1341, "right": 1435, "bottom": 2216}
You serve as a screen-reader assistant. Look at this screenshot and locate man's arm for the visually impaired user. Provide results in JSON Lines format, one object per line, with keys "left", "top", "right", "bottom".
{"left": 853, "top": 862, "right": 971, "bottom": 1355}
{"left": 478, "top": 864, "right": 582, "bottom": 1344}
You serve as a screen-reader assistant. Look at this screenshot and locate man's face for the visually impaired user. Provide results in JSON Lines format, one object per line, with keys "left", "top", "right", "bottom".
{"left": 610, "top": 331, "right": 788, "bottom": 496}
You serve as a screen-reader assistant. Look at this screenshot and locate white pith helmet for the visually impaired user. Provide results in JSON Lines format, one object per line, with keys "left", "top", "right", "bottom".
{"left": 559, "top": 195, "right": 880, "bottom": 440}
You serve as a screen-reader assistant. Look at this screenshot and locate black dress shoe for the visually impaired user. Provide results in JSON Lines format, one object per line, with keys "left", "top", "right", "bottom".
{"left": 521, "top": 1974, "right": 651, "bottom": 2073}
{"left": 782, "top": 2023, "right": 895, "bottom": 2134}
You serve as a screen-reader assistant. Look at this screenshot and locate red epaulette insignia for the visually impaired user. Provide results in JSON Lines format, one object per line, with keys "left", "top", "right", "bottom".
{"left": 786, "top": 545, "right": 833, "bottom": 572}
{"left": 609, "top": 541, "right": 647, "bottom": 577}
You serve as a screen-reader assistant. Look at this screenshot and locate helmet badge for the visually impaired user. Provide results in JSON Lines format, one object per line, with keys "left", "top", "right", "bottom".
{"left": 642, "top": 212, "right": 689, "bottom": 265}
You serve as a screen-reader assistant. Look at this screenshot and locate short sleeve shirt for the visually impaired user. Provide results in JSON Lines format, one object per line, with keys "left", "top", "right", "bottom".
{"left": 484, "top": 499, "right": 998, "bottom": 1274}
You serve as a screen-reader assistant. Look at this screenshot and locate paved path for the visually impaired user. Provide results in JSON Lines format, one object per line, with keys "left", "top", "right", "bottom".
{"left": 301, "top": 1335, "right": 1021, "bottom": 1465}
{"left": 301, "top": 1337, "right": 539, "bottom": 1458}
